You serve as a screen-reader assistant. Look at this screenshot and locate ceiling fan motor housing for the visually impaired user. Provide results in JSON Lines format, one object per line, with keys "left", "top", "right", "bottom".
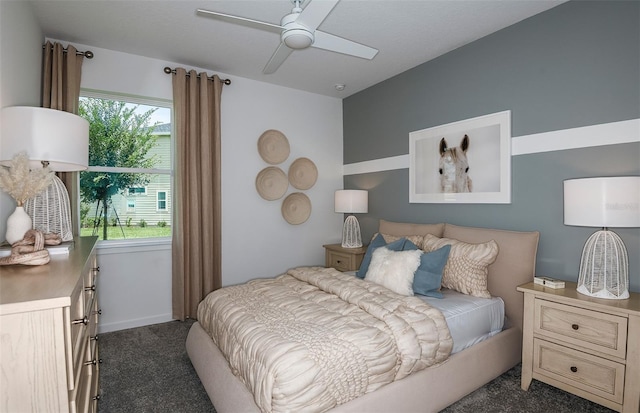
{"left": 281, "top": 13, "right": 314, "bottom": 49}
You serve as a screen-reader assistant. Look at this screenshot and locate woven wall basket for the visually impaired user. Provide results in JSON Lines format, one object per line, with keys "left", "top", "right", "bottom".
{"left": 24, "top": 175, "right": 73, "bottom": 242}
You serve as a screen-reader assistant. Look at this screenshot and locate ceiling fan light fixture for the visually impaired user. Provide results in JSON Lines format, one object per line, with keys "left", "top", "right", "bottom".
{"left": 282, "top": 28, "right": 314, "bottom": 49}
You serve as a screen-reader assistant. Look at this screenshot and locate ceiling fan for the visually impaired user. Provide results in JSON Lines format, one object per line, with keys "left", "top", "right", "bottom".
{"left": 197, "top": 0, "right": 378, "bottom": 74}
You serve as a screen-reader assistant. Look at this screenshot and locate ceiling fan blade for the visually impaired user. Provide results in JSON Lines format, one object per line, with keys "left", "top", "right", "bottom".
{"left": 196, "top": 9, "right": 282, "bottom": 34}
{"left": 295, "top": 0, "right": 339, "bottom": 31}
{"left": 263, "top": 43, "right": 294, "bottom": 74}
{"left": 312, "top": 30, "right": 378, "bottom": 59}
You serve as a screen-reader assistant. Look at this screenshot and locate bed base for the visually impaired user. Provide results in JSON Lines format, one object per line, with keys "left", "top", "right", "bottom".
{"left": 186, "top": 320, "right": 522, "bottom": 413}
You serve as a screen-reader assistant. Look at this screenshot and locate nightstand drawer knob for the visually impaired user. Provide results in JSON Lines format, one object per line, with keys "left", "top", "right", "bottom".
{"left": 571, "top": 324, "right": 579, "bottom": 330}
{"left": 570, "top": 366, "right": 578, "bottom": 373}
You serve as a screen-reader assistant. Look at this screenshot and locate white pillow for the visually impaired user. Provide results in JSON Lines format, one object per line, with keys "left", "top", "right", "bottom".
{"left": 365, "top": 247, "right": 422, "bottom": 296}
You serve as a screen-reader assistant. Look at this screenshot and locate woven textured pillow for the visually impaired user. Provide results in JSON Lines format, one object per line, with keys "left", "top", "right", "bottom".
{"left": 379, "top": 233, "right": 424, "bottom": 250}
{"left": 365, "top": 247, "right": 422, "bottom": 296}
{"left": 423, "top": 234, "right": 499, "bottom": 298}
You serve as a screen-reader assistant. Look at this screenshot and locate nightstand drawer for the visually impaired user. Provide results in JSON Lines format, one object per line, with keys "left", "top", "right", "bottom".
{"left": 534, "top": 299, "right": 627, "bottom": 359}
{"left": 327, "top": 251, "right": 354, "bottom": 272}
{"left": 323, "top": 244, "right": 366, "bottom": 272}
{"left": 533, "top": 338, "right": 625, "bottom": 404}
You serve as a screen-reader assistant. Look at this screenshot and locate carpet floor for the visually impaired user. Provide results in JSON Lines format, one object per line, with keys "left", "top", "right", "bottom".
{"left": 98, "top": 320, "right": 615, "bottom": 413}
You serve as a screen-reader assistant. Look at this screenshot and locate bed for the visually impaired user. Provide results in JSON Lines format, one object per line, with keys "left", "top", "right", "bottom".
{"left": 186, "top": 221, "right": 540, "bottom": 413}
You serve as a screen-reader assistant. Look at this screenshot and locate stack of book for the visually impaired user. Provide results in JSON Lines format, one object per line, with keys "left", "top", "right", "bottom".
{"left": 0, "top": 241, "right": 74, "bottom": 258}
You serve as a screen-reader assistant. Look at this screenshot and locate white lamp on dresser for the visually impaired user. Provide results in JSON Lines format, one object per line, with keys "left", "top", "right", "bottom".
{"left": 335, "top": 189, "right": 368, "bottom": 248}
{"left": 564, "top": 176, "right": 640, "bottom": 299}
{"left": 0, "top": 106, "right": 89, "bottom": 243}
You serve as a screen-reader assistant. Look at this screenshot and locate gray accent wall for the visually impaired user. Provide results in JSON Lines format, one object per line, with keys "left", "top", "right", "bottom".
{"left": 343, "top": 1, "right": 640, "bottom": 292}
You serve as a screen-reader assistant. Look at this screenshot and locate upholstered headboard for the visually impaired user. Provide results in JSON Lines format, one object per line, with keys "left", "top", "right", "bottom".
{"left": 377, "top": 220, "right": 540, "bottom": 332}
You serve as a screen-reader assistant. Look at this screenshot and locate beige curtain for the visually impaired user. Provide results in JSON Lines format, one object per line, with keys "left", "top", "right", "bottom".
{"left": 171, "top": 68, "right": 224, "bottom": 320}
{"left": 41, "top": 41, "right": 84, "bottom": 236}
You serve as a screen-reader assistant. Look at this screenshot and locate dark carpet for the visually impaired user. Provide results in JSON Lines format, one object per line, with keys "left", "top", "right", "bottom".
{"left": 98, "top": 320, "right": 614, "bottom": 413}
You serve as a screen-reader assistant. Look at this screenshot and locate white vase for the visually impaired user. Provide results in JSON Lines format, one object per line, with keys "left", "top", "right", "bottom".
{"left": 6, "top": 206, "right": 32, "bottom": 245}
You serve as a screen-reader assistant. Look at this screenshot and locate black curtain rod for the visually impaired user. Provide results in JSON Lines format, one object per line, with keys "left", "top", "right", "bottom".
{"left": 163, "top": 67, "right": 231, "bottom": 85}
{"left": 42, "top": 45, "right": 94, "bottom": 59}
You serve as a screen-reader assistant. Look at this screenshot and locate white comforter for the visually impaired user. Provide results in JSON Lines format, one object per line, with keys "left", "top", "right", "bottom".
{"left": 198, "top": 266, "right": 453, "bottom": 413}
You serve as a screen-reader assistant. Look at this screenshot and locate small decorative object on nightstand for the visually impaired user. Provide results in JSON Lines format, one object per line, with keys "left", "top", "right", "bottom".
{"left": 323, "top": 243, "right": 367, "bottom": 272}
{"left": 518, "top": 281, "right": 640, "bottom": 413}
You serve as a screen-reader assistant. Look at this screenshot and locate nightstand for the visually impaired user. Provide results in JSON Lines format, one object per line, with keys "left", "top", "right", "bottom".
{"left": 323, "top": 243, "right": 367, "bottom": 272}
{"left": 517, "top": 281, "right": 640, "bottom": 413}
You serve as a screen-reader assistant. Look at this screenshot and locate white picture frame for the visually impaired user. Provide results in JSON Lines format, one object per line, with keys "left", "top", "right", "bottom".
{"left": 409, "top": 110, "right": 511, "bottom": 204}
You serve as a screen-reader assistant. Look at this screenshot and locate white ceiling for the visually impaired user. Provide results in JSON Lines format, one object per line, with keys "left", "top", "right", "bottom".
{"left": 27, "top": 0, "right": 566, "bottom": 98}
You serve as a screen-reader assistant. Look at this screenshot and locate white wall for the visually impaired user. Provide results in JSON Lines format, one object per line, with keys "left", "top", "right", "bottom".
{"left": 62, "top": 43, "right": 344, "bottom": 332}
{"left": 0, "top": 1, "right": 44, "bottom": 238}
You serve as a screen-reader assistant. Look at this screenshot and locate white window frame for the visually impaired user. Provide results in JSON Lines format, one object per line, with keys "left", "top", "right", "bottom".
{"left": 156, "top": 191, "right": 167, "bottom": 211}
{"left": 80, "top": 89, "right": 174, "bottom": 249}
{"left": 126, "top": 199, "right": 136, "bottom": 212}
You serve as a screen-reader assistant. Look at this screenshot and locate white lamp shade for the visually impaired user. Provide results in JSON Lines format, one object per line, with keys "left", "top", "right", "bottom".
{"left": 335, "top": 190, "right": 368, "bottom": 214}
{"left": 564, "top": 177, "right": 640, "bottom": 228}
{"left": 0, "top": 106, "right": 89, "bottom": 171}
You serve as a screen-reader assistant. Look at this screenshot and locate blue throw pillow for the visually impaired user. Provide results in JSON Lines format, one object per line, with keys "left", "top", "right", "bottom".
{"left": 402, "top": 239, "right": 420, "bottom": 251}
{"left": 412, "top": 244, "right": 451, "bottom": 298}
{"left": 356, "top": 234, "right": 407, "bottom": 278}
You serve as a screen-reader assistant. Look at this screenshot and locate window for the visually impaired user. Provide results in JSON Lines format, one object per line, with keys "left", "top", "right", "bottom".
{"left": 79, "top": 93, "right": 172, "bottom": 241}
{"left": 128, "top": 187, "right": 147, "bottom": 196}
{"left": 157, "top": 191, "right": 167, "bottom": 211}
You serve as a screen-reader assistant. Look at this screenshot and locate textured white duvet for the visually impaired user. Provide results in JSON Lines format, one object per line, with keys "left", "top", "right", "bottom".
{"left": 198, "top": 267, "right": 453, "bottom": 413}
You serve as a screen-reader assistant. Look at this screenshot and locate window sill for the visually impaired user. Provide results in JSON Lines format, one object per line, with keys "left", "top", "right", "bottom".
{"left": 95, "top": 237, "right": 171, "bottom": 255}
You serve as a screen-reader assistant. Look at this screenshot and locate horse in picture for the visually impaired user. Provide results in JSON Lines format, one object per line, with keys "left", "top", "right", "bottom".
{"left": 439, "top": 134, "right": 472, "bottom": 193}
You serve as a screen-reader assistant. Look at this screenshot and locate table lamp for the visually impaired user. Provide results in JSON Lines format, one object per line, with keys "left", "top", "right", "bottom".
{"left": 335, "top": 189, "right": 368, "bottom": 248}
{"left": 1, "top": 106, "right": 89, "bottom": 243}
{"left": 564, "top": 176, "right": 640, "bottom": 299}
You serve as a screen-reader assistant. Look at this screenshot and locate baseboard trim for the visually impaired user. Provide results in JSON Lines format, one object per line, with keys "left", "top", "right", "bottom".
{"left": 98, "top": 313, "right": 174, "bottom": 333}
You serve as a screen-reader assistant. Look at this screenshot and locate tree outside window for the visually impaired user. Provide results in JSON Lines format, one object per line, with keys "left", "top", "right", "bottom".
{"left": 79, "top": 96, "right": 172, "bottom": 240}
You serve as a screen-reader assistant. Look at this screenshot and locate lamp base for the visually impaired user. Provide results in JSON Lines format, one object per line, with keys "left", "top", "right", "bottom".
{"left": 24, "top": 175, "right": 73, "bottom": 242}
{"left": 576, "top": 229, "right": 629, "bottom": 300}
{"left": 341, "top": 215, "right": 362, "bottom": 248}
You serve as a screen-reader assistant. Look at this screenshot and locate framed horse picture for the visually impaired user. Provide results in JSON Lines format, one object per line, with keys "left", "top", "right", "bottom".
{"left": 409, "top": 110, "right": 511, "bottom": 203}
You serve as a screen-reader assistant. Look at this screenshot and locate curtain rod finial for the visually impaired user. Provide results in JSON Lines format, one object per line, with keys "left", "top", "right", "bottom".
{"left": 164, "top": 67, "right": 173, "bottom": 74}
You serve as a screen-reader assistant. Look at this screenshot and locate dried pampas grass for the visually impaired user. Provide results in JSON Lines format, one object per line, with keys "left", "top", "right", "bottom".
{"left": 0, "top": 152, "right": 54, "bottom": 206}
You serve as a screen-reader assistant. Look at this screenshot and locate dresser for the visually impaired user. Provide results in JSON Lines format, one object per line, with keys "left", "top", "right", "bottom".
{"left": 0, "top": 236, "right": 100, "bottom": 413}
{"left": 518, "top": 282, "right": 640, "bottom": 413}
{"left": 323, "top": 243, "right": 367, "bottom": 272}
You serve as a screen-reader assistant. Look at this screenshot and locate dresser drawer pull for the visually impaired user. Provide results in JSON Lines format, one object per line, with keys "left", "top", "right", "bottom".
{"left": 93, "top": 309, "right": 102, "bottom": 315}
{"left": 72, "top": 316, "right": 89, "bottom": 325}
{"left": 570, "top": 366, "right": 578, "bottom": 373}
{"left": 91, "top": 335, "right": 99, "bottom": 341}
{"left": 84, "top": 358, "right": 103, "bottom": 366}
{"left": 571, "top": 324, "right": 579, "bottom": 330}
{"left": 85, "top": 285, "right": 96, "bottom": 292}
{"left": 93, "top": 266, "right": 100, "bottom": 273}
{"left": 92, "top": 394, "right": 101, "bottom": 402}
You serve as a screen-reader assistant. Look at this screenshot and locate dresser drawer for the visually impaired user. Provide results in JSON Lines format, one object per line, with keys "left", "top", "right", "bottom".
{"left": 533, "top": 338, "right": 625, "bottom": 404}
{"left": 534, "top": 299, "right": 627, "bottom": 359}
